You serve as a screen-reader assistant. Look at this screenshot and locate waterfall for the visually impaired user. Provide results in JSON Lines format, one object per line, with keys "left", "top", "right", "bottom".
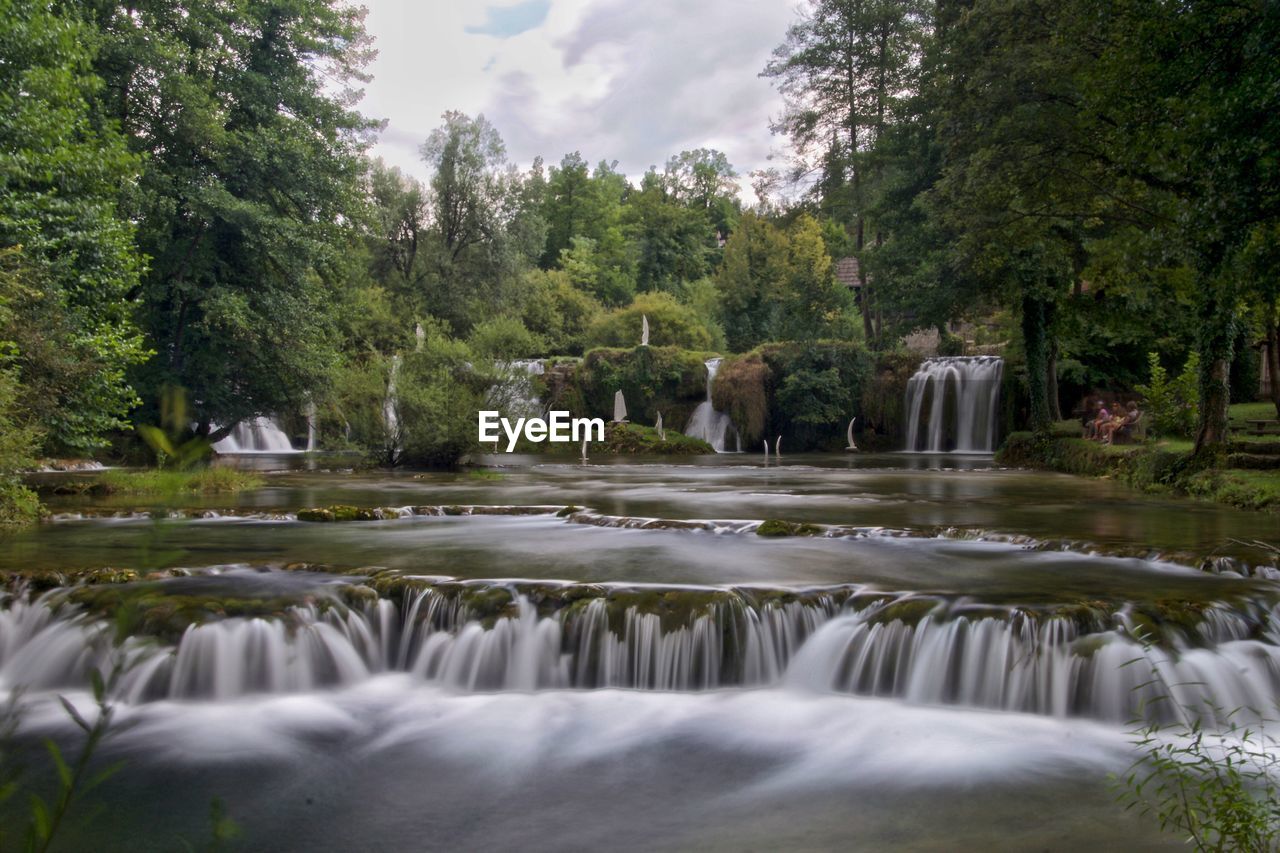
{"left": 305, "top": 400, "right": 317, "bottom": 452}
{"left": 684, "top": 358, "right": 740, "bottom": 453}
{"left": 489, "top": 360, "right": 545, "bottom": 421}
{"left": 383, "top": 355, "right": 402, "bottom": 461}
{"left": 211, "top": 417, "right": 297, "bottom": 454}
{"left": 5, "top": 586, "right": 1276, "bottom": 724}
{"left": 904, "top": 356, "right": 1004, "bottom": 452}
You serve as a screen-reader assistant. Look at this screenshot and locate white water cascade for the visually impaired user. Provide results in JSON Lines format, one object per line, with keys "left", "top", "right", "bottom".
{"left": 383, "top": 355, "right": 402, "bottom": 461}
{"left": 211, "top": 417, "right": 297, "bottom": 453}
{"left": 5, "top": 586, "right": 1277, "bottom": 724}
{"left": 904, "top": 356, "right": 1004, "bottom": 452}
{"left": 684, "top": 358, "right": 740, "bottom": 453}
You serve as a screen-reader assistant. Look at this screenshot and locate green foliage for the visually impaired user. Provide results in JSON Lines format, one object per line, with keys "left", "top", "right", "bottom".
{"left": 0, "top": 363, "right": 40, "bottom": 524}
{"left": 467, "top": 316, "right": 543, "bottom": 360}
{"left": 517, "top": 269, "right": 602, "bottom": 356}
{"left": 716, "top": 212, "right": 788, "bottom": 351}
{"left": 595, "top": 423, "right": 713, "bottom": 455}
{"left": 395, "top": 324, "right": 484, "bottom": 468}
{"left": 711, "top": 354, "right": 772, "bottom": 445}
{"left": 587, "top": 293, "right": 715, "bottom": 351}
{"left": 576, "top": 346, "right": 709, "bottom": 426}
{"left": 776, "top": 214, "right": 851, "bottom": 343}
{"left": 711, "top": 342, "right": 874, "bottom": 450}
{"left": 87, "top": 0, "right": 378, "bottom": 435}
{"left": 0, "top": 3, "right": 147, "bottom": 453}
{"left": 1118, "top": 711, "right": 1280, "bottom": 850}
{"left": 1135, "top": 352, "right": 1200, "bottom": 440}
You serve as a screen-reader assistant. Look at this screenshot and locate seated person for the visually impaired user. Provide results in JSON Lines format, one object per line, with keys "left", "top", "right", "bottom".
{"left": 1087, "top": 401, "right": 1110, "bottom": 440}
{"left": 1101, "top": 402, "right": 1141, "bottom": 445}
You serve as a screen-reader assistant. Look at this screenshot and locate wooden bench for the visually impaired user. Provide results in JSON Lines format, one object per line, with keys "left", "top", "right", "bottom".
{"left": 1243, "top": 419, "right": 1280, "bottom": 436}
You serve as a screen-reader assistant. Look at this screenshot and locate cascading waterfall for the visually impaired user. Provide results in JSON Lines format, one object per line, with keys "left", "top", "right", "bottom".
{"left": 904, "top": 356, "right": 1004, "bottom": 452}
{"left": 211, "top": 417, "right": 297, "bottom": 453}
{"left": 4, "top": 586, "right": 1277, "bottom": 724}
{"left": 489, "top": 360, "right": 546, "bottom": 421}
{"left": 383, "top": 355, "right": 402, "bottom": 460}
{"left": 684, "top": 358, "right": 740, "bottom": 453}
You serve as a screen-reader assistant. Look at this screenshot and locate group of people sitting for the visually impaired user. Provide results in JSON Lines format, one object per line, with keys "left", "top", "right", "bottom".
{"left": 1083, "top": 399, "right": 1143, "bottom": 445}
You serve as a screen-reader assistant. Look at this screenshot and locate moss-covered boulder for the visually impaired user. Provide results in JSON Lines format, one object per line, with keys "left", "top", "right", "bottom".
{"left": 595, "top": 423, "right": 713, "bottom": 455}
{"left": 756, "top": 519, "right": 824, "bottom": 537}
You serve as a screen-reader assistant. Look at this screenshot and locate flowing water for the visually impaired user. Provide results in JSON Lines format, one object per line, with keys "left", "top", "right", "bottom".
{"left": 905, "top": 356, "right": 1004, "bottom": 452}
{"left": 4, "top": 454, "right": 1280, "bottom": 850}
{"left": 684, "top": 358, "right": 740, "bottom": 452}
{"left": 211, "top": 416, "right": 298, "bottom": 454}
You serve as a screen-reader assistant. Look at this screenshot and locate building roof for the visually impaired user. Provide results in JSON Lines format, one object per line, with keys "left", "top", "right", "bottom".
{"left": 835, "top": 256, "right": 864, "bottom": 289}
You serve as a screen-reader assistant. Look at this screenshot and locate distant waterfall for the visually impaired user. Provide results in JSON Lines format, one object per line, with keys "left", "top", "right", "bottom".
{"left": 684, "top": 358, "right": 740, "bottom": 453}
{"left": 383, "top": 355, "right": 402, "bottom": 462}
{"left": 904, "top": 356, "right": 1004, "bottom": 452}
{"left": 5, "top": 586, "right": 1278, "bottom": 724}
{"left": 211, "top": 417, "right": 297, "bottom": 453}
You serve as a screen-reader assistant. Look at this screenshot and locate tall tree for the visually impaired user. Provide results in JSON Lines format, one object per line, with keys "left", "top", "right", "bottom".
{"left": 0, "top": 0, "right": 147, "bottom": 452}
{"left": 85, "top": 0, "right": 378, "bottom": 439}
{"left": 764, "top": 0, "right": 928, "bottom": 346}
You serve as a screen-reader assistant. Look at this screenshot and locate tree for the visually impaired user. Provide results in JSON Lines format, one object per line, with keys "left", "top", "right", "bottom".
{"left": 778, "top": 214, "right": 850, "bottom": 342}
{"left": 0, "top": 0, "right": 148, "bottom": 453}
{"left": 763, "top": 0, "right": 929, "bottom": 345}
{"left": 84, "top": 0, "right": 378, "bottom": 440}
{"left": 419, "top": 112, "right": 526, "bottom": 333}
{"left": 625, "top": 172, "right": 717, "bottom": 295}
{"left": 715, "top": 213, "right": 787, "bottom": 350}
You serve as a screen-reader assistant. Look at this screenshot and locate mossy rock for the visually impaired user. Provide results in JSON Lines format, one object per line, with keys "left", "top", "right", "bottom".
{"left": 297, "top": 505, "right": 382, "bottom": 522}
{"left": 868, "top": 597, "right": 943, "bottom": 626}
{"left": 2, "top": 567, "right": 141, "bottom": 593}
{"left": 756, "top": 519, "right": 824, "bottom": 537}
{"left": 556, "top": 505, "right": 580, "bottom": 517}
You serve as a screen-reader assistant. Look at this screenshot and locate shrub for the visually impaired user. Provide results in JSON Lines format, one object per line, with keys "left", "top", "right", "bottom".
{"left": 586, "top": 292, "right": 715, "bottom": 350}
{"left": 575, "top": 346, "right": 709, "bottom": 426}
{"left": 467, "top": 316, "right": 543, "bottom": 360}
{"left": 1135, "top": 351, "right": 1199, "bottom": 439}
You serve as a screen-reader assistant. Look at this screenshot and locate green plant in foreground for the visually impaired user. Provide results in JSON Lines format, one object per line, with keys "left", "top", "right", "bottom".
{"left": 1117, "top": 711, "right": 1280, "bottom": 851}
{"left": 1114, "top": 631, "right": 1280, "bottom": 850}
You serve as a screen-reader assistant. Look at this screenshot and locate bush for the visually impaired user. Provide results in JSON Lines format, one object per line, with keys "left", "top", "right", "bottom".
{"left": 518, "top": 269, "right": 602, "bottom": 356}
{"left": 1135, "top": 351, "right": 1199, "bottom": 439}
{"left": 575, "top": 346, "right": 709, "bottom": 427}
{"left": 709, "top": 341, "right": 874, "bottom": 451}
{"left": 0, "top": 344, "right": 40, "bottom": 524}
{"left": 396, "top": 329, "right": 484, "bottom": 468}
{"left": 586, "top": 292, "right": 715, "bottom": 350}
{"left": 468, "top": 316, "right": 543, "bottom": 360}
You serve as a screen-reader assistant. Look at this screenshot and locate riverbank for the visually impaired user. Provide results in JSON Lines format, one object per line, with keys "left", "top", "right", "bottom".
{"left": 997, "top": 408, "right": 1280, "bottom": 514}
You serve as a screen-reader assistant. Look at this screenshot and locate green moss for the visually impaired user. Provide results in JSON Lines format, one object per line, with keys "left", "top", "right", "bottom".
{"left": 756, "top": 519, "right": 824, "bottom": 537}
{"left": 297, "top": 505, "right": 389, "bottom": 522}
{"left": 556, "top": 505, "right": 580, "bottom": 517}
{"left": 868, "top": 597, "right": 942, "bottom": 626}
{"left": 595, "top": 422, "right": 713, "bottom": 455}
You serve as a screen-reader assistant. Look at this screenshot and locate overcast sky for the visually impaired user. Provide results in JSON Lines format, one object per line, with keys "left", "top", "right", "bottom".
{"left": 358, "top": 0, "right": 797, "bottom": 198}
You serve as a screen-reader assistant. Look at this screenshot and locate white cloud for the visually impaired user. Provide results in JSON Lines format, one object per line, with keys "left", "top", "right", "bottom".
{"left": 359, "top": 0, "right": 795, "bottom": 198}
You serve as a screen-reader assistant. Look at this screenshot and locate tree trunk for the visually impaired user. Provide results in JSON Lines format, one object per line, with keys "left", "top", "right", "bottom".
{"left": 1047, "top": 339, "right": 1062, "bottom": 423}
{"left": 1021, "top": 291, "right": 1053, "bottom": 434}
{"left": 1193, "top": 282, "right": 1235, "bottom": 451}
{"left": 1267, "top": 318, "right": 1280, "bottom": 419}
